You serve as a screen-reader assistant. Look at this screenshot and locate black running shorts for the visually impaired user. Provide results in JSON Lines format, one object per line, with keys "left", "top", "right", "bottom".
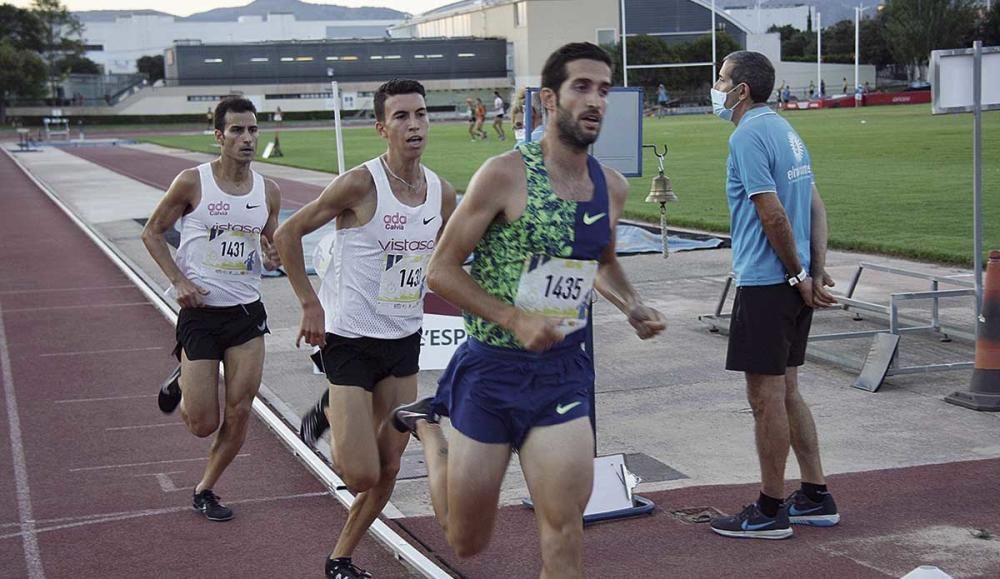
{"left": 725, "top": 284, "right": 813, "bottom": 375}
{"left": 311, "top": 331, "right": 421, "bottom": 392}
{"left": 175, "top": 300, "right": 269, "bottom": 361}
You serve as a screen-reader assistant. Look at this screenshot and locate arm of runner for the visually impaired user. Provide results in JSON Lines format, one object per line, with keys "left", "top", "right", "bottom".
{"left": 141, "top": 169, "right": 209, "bottom": 308}
{"left": 260, "top": 178, "right": 282, "bottom": 271}
{"left": 809, "top": 183, "right": 837, "bottom": 308}
{"left": 427, "top": 153, "right": 563, "bottom": 352}
{"left": 594, "top": 168, "right": 666, "bottom": 340}
{"left": 274, "top": 168, "right": 371, "bottom": 348}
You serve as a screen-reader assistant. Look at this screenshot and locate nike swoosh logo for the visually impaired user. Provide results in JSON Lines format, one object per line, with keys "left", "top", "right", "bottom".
{"left": 246, "top": 203, "right": 261, "bottom": 209}
{"left": 555, "top": 401, "right": 582, "bottom": 415}
{"left": 423, "top": 216, "right": 436, "bottom": 225}
{"left": 582, "top": 212, "right": 606, "bottom": 225}
{"left": 741, "top": 520, "right": 775, "bottom": 531}
{"left": 256, "top": 322, "right": 267, "bottom": 332}
{"left": 788, "top": 504, "right": 824, "bottom": 516}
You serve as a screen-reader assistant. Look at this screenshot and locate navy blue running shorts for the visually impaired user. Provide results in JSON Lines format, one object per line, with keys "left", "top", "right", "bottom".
{"left": 433, "top": 338, "right": 592, "bottom": 449}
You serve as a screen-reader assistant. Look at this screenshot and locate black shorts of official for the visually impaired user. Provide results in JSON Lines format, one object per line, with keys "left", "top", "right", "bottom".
{"left": 174, "top": 300, "right": 269, "bottom": 361}
{"left": 725, "top": 284, "right": 813, "bottom": 375}
{"left": 311, "top": 331, "right": 421, "bottom": 392}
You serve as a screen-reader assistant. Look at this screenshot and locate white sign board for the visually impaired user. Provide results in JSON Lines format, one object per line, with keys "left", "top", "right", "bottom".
{"left": 525, "top": 87, "right": 645, "bottom": 177}
{"left": 930, "top": 46, "right": 1000, "bottom": 114}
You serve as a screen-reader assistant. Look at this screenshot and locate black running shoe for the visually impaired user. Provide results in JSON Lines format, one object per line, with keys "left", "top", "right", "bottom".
{"left": 299, "top": 390, "right": 330, "bottom": 446}
{"left": 158, "top": 365, "right": 182, "bottom": 414}
{"left": 709, "top": 502, "right": 792, "bottom": 540}
{"left": 391, "top": 397, "right": 439, "bottom": 437}
{"left": 192, "top": 489, "right": 233, "bottom": 522}
{"left": 325, "top": 557, "right": 372, "bottom": 579}
{"left": 786, "top": 489, "right": 840, "bottom": 527}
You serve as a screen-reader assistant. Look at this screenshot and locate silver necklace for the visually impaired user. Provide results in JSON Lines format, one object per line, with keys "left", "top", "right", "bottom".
{"left": 380, "top": 155, "right": 423, "bottom": 190}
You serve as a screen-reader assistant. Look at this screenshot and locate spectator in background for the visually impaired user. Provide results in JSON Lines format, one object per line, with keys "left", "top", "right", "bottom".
{"left": 808, "top": 81, "right": 815, "bottom": 99}
{"left": 466, "top": 97, "right": 478, "bottom": 141}
{"left": 492, "top": 90, "right": 507, "bottom": 141}
{"left": 863, "top": 81, "right": 872, "bottom": 94}
{"left": 820, "top": 79, "right": 826, "bottom": 98}
{"left": 656, "top": 83, "right": 669, "bottom": 117}
{"left": 842, "top": 78, "right": 849, "bottom": 94}
{"left": 474, "top": 97, "right": 488, "bottom": 141}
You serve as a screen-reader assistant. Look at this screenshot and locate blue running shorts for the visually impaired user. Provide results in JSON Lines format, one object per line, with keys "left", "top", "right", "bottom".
{"left": 433, "top": 338, "right": 593, "bottom": 449}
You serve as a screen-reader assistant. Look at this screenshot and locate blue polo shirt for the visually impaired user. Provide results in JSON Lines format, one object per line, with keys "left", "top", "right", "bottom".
{"left": 726, "top": 106, "right": 813, "bottom": 286}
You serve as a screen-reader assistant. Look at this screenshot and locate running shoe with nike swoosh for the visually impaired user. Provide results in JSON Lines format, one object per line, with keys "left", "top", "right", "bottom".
{"left": 785, "top": 489, "right": 840, "bottom": 526}
{"left": 710, "top": 502, "right": 793, "bottom": 539}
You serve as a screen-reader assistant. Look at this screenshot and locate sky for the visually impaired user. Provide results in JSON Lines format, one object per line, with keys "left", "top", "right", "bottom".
{"left": 8, "top": 0, "right": 456, "bottom": 17}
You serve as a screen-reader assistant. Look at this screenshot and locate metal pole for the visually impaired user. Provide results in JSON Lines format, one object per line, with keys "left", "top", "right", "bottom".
{"left": 711, "top": 0, "right": 717, "bottom": 84}
{"left": 854, "top": 6, "right": 860, "bottom": 105}
{"left": 331, "top": 80, "right": 345, "bottom": 175}
{"left": 973, "top": 40, "right": 983, "bottom": 316}
{"left": 816, "top": 11, "right": 822, "bottom": 98}
{"left": 621, "top": 0, "right": 628, "bottom": 87}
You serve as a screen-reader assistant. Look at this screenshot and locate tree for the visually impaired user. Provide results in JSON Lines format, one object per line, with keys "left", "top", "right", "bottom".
{"left": 980, "top": 3, "right": 1000, "bottom": 45}
{"left": 56, "top": 53, "right": 101, "bottom": 74}
{"left": 0, "top": 42, "right": 48, "bottom": 124}
{"left": 137, "top": 54, "right": 165, "bottom": 83}
{"left": 31, "top": 0, "right": 85, "bottom": 97}
{"left": 0, "top": 4, "right": 46, "bottom": 52}
{"left": 883, "top": 0, "right": 979, "bottom": 80}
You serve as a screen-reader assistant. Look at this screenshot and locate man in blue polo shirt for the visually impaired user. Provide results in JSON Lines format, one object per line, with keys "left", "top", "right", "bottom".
{"left": 707, "top": 51, "right": 840, "bottom": 540}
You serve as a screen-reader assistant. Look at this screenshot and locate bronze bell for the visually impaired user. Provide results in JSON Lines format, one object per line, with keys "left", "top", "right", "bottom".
{"left": 645, "top": 171, "right": 677, "bottom": 205}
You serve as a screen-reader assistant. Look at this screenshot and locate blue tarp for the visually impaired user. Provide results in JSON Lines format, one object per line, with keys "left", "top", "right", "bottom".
{"left": 263, "top": 210, "right": 725, "bottom": 277}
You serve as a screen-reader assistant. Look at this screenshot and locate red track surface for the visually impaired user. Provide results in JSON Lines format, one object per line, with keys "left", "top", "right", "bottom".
{"left": 0, "top": 151, "right": 411, "bottom": 579}
{"left": 398, "top": 458, "right": 1000, "bottom": 578}
{"left": 64, "top": 146, "right": 325, "bottom": 208}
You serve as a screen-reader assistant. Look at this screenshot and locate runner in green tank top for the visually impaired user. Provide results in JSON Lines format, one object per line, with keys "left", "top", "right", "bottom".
{"left": 392, "top": 43, "right": 666, "bottom": 577}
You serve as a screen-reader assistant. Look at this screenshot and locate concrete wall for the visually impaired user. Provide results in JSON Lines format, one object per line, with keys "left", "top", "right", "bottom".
{"left": 775, "top": 62, "right": 876, "bottom": 99}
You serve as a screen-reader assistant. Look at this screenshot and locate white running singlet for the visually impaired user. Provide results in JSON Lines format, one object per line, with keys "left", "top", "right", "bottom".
{"left": 319, "top": 158, "right": 442, "bottom": 339}
{"left": 173, "top": 163, "right": 268, "bottom": 307}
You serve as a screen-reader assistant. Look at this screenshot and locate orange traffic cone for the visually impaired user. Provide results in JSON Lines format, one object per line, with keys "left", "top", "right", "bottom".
{"left": 946, "top": 250, "right": 1000, "bottom": 411}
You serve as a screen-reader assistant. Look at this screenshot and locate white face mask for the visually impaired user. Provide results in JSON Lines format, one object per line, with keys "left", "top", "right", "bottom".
{"left": 711, "top": 84, "right": 743, "bottom": 121}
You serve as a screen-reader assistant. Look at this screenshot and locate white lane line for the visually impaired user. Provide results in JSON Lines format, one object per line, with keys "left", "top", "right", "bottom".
{"left": 0, "top": 284, "right": 135, "bottom": 295}
{"left": 0, "top": 491, "right": 329, "bottom": 540}
{"left": 39, "top": 346, "right": 164, "bottom": 358}
{"left": 55, "top": 394, "right": 156, "bottom": 404}
{"left": 68, "top": 453, "right": 250, "bottom": 473}
{"left": 105, "top": 422, "right": 183, "bottom": 432}
{"left": 3, "top": 302, "right": 152, "bottom": 313}
{"left": 0, "top": 301, "right": 45, "bottom": 578}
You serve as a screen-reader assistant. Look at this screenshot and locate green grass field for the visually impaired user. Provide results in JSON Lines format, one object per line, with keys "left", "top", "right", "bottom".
{"left": 142, "top": 104, "right": 1000, "bottom": 266}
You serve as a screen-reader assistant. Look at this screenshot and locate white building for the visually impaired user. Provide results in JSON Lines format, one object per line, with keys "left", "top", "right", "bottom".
{"left": 79, "top": 12, "right": 402, "bottom": 74}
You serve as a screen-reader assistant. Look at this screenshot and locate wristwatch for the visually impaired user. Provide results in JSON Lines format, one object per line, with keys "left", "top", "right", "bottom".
{"left": 786, "top": 268, "right": 808, "bottom": 287}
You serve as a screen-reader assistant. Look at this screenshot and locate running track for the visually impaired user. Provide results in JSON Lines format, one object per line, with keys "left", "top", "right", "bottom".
{"left": 0, "top": 150, "right": 414, "bottom": 578}
{"left": 64, "top": 145, "right": 325, "bottom": 208}
{"left": 8, "top": 144, "right": 1000, "bottom": 578}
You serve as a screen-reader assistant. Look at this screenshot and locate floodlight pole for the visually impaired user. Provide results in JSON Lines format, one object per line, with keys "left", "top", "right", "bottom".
{"left": 331, "top": 80, "right": 345, "bottom": 175}
{"left": 973, "top": 40, "right": 983, "bottom": 314}
{"left": 711, "top": 0, "right": 717, "bottom": 84}
{"left": 816, "top": 11, "right": 822, "bottom": 98}
{"left": 621, "top": 0, "right": 628, "bottom": 87}
{"left": 854, "top": 6, "right": 860, "bottom": 102}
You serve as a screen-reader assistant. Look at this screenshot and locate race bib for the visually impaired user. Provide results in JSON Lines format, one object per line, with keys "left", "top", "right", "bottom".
{"left": 202, "top": 228, "right": 259, "bottom": 278}
{"left": 377, "top": 253, "right": 430, "bottom": 316}
{"left": 514, "top": 256, "right": 598, "bottom": 335}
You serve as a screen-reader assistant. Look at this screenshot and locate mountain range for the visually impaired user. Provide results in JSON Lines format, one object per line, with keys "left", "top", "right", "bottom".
{"left": 74, "top": 0, "right": 408, "bottom": 23}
